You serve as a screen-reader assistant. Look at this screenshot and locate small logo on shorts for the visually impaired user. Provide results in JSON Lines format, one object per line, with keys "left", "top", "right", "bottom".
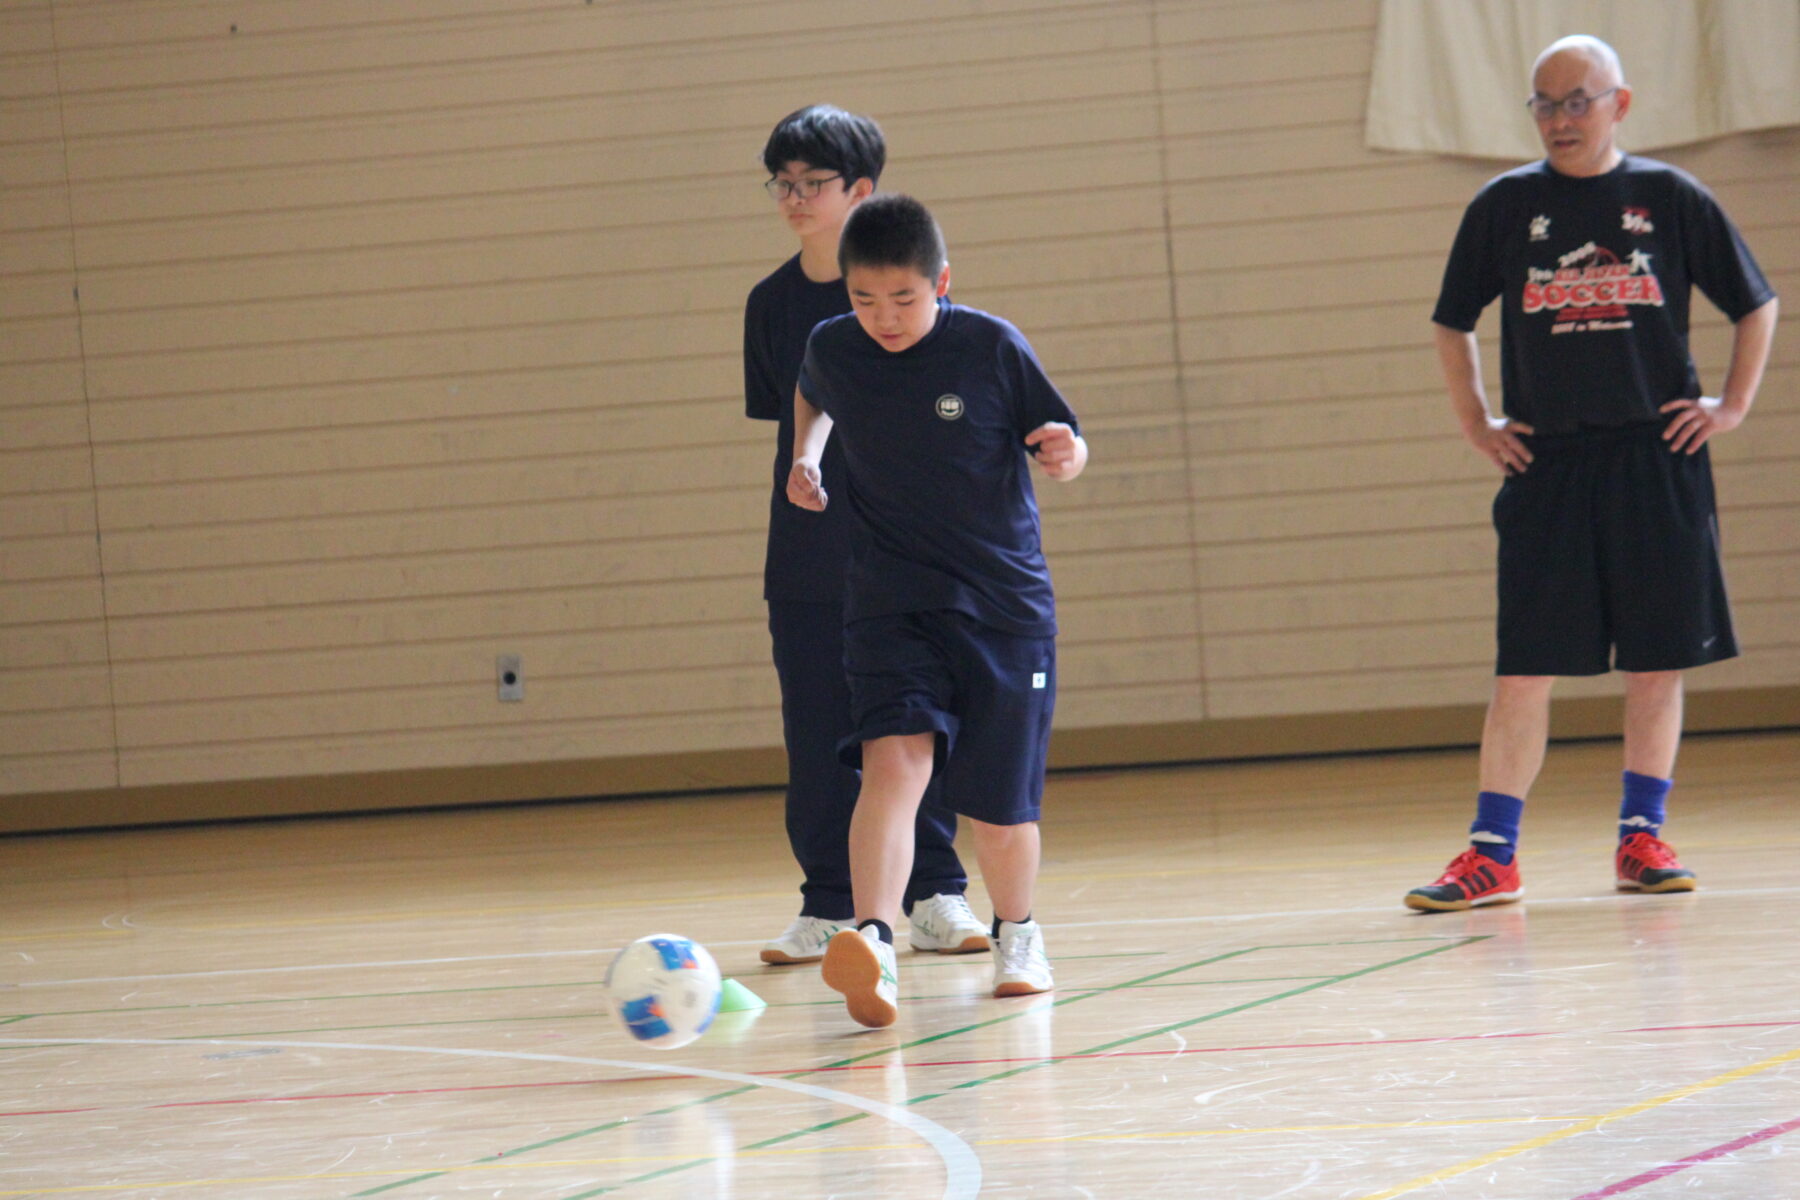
{"left": 935, "top": 394, "right": 965, "bottom": 421}
{"left": 1031, "top": 672, "right": 1047, "bottom": 689}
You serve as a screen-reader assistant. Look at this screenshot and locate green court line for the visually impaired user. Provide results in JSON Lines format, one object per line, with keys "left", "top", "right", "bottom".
{"left": 366, "top": 944, "right": 1298, "bottom": 1197}
{"left": 351, "top": 1083, "right": 763, "bottom": 1196}
{"left": 0, "top": 1014, "right": 588, "bottom": 1054}
{"left": 550, "top": 947, "right": 1300, "bottom": 1199}
{"left": 0, "top": 979, "right": 1319, "bottom": 1048}
{"left": 13, "top": 935, "right": 1477, "bottom": 1196}
{"left": 376, "top": 935, "right": 1486, "bottom": 1198}
{"left": 741, "top": 937, "right": 1487, "bottom": 1153}
{"left": 1, "top": 953, "right": 1159, "bottom": 1029}
{"left": 0, "top": 980, "right": 610, "bottom": 1025}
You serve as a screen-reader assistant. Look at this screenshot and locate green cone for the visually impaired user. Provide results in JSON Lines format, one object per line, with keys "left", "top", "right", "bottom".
{"left": 717, "top": 978, "right": 767, "bottom": 1012}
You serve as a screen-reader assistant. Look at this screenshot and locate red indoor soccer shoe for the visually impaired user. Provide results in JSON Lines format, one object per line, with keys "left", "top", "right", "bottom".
{"left": 1615, "top": 832, "right": 1698, "bottom": 893}
{"left": 1404, "top": 847, "right": 1524, "bottom": 912}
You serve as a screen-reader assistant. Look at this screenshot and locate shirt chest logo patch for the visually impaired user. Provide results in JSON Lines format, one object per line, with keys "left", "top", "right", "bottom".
{"left": 935, "top": 394, "right": 965, "bottom": 421}
{"left": 1622, "top": 207, "right": 1655, "bottom": 234}
{"left": 1529, "top": 214, "right": 1551, "bottom": 241}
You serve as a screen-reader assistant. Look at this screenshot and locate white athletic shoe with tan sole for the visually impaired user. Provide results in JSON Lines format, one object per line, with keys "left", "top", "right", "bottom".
{"left": 992, "top": 919, "right": 1054, "bottom": 997}
{"left": 822, "top": 926, "right": 900, "bottom": 1028}
{"left": 760, "top": 915, "right": 847, "bottom": 965}
{"left": 907, "top": 892, "right": 991, "bottom": 954}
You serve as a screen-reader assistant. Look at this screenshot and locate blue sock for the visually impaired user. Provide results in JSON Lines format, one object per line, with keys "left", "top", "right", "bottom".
{"left": 1470, "top": 791, "right": 1524, "bottom": 864}
{"left": 1619, "top": 771, "right": 1672, "bottom": 841}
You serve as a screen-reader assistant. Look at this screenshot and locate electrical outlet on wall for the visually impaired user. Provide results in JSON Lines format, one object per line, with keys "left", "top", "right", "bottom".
{"left": 497, "top": 654, "right": 523, "bottom": 702}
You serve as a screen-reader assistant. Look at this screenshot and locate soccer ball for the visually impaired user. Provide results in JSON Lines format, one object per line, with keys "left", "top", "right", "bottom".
{"left": 604, "top": 933, "right": 722, "bottom": 1050}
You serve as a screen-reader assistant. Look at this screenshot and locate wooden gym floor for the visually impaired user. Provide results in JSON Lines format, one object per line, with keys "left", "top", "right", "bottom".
{"left": 2, "top": 730, "right": 1796, "bottom": 1199}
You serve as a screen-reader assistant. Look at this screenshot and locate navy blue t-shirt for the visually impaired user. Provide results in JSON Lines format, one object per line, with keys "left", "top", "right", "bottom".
{"left": 743, "top": 254, "right": 857, "bottom": 604}
{"left": 1433, "top": 155, "right": 1774, "bottom": 434}
{"left": 797, "top": 302, "right": 1079, "bottom": 638}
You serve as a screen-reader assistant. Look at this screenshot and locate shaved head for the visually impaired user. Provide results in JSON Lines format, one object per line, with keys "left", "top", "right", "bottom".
{"left": 1532, "top": 35, "right": 1625, "bottom": 91}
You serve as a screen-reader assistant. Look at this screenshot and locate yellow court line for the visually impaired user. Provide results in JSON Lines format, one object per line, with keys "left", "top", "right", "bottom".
{"left": 983, "top": 1114, "right": 1590, "bottom": 1147}
{"left": 1356, "top": 1043, "right": 1800, "bottom": 1200}
{"left": 0, "top": 1114, "right": 1595, "bottom": 1195}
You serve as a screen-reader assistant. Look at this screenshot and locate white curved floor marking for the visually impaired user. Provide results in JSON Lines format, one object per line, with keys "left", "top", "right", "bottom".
{"left": 0, "top": 1035, "right": 983, "bottom": 1200}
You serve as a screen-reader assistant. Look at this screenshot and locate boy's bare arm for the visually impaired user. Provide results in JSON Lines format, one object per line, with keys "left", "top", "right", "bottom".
{"left": 1025, "top": 422, "right": 1088, "bottom": 482}
{"left": 788, "top": 385, "right": 834, "bottom": 510}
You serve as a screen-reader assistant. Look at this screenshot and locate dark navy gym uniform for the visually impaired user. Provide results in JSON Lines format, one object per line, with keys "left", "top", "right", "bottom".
{"left": 798, "top": 301, "right": 1079, "bottom": 824}
{"left": 743, "top": 255, "right": 967, "bottom": 919}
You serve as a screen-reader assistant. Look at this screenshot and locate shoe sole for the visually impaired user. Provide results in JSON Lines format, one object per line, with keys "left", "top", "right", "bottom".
{"left": 760, "top": 948, "right": 825, "bottom": 965}
{"left": 822, "top": 931, "right": 897, "bottom": 1028}
{"left": 1616, "top": 877, "right": 1698, "bottom": 893}
{"left": 1404, "top": 888, "right": 1524, "bottom": 912}
{"left": 993, "top": 978, "right": 1052, "bottom": 998}
{"left": 908, "top": 934, "right": 991, "bottom": 954}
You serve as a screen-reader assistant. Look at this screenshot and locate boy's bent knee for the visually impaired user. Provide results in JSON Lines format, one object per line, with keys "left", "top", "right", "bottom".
{"left": 968, "top": 817, "right": 1038, "bottom": 838}
{"left": 860, "top": 733, "right": 936, "bottom": 785}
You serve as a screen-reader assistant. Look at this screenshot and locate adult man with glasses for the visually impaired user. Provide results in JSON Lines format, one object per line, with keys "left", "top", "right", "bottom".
{"left": 742, "top": 105, "right": 987, "bottom": 963}
{"left": 1408, "top": 35, "right": 1779, "bottom": 911}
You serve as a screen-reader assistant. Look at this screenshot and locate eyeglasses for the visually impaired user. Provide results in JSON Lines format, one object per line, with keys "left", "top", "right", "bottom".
{"left": 1526, "top": 87, "right": 1618, "bottom": 121}
{"left": 764, "top": 175, "right": 842, "bottom": 200}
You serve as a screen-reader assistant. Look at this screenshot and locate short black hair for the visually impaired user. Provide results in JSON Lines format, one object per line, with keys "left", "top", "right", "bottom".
{"left": 761, "top": 105, "right": 885, "bottom": 186}
{"left": 838, "top": 193, "right": 947, "bottom": 280}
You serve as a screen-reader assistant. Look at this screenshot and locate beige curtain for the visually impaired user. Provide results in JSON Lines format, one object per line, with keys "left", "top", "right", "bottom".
{"left": 1366, "top": 0, "right": 1800, "bottom": 159}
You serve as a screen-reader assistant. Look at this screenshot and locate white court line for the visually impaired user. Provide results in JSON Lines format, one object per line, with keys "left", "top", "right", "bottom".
{"left": 6, "top": 948, "right": 614, "bottom": 989}
{"left": 14, "top": 884, "right": 1800, "bottom": 990}
{"left": 0, "top": 1035, "right": 983, "bottom": 1200}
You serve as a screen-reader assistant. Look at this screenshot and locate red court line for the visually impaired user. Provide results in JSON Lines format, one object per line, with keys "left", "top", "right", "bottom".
{"left": 1626, "top": 1021, "right": 1800, "bottom": 1034}
{"left": 1570, "top": 1115, "right": 1800, "bottom": 1198}
{"left": 7, "top": 1019, "right": 1795, "bottom": 1122}
{"left": 0, "top": 1032, "right": 1553, "bottom": 1119}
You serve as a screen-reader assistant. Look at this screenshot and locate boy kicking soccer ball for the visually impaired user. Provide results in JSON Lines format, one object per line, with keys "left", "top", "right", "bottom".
{"left": 788, "top": 193, "right": 1089, "bottom": 1027}
{"left": 744, "top": 105, "right": 985, "bottom": 965}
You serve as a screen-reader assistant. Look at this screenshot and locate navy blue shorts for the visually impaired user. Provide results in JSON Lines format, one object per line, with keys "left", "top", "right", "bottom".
{"left": 839, "top": 610, "right": 1055, "bottom": 826}
{"left": 1493, "top": 422, "right": 1737, "bottom": 677}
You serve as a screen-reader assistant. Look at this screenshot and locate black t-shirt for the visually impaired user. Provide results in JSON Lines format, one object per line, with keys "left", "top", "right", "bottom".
{"left": 1432, "top": 155, "right": 1774, "bottom": 434}
{"left": 743, "top": 254, "right": 857, "bottom": 604}
{"left": 797, "top": 302, "right": 1079, "bottom": 638}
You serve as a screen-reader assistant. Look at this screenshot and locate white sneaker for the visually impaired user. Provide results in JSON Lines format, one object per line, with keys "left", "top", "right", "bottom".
{"left": 992, "top": 919, "right": 1053, "bottom": 997}
{"left": 760, "top": 915, "right": 846, "bottom": 965}
{"left": 822, "top": 926, "right": 899, "bottom": 1028}
{"left": 907, "top": 892, "right": 991, "bottom": 954}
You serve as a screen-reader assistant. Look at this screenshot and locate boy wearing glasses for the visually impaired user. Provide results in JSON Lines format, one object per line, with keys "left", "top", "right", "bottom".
{"left": 744, "top": 106, "right": 987, "bottom": 965}
{"left": 788, "top": 194, "right": 1088, "bottom": 1027}
{"left": 1411, "top": 36, "right": 1778, "bottom": 911}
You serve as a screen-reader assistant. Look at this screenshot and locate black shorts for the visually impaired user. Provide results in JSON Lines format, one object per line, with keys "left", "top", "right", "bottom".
{"left": 1493, "top": 422, "right": 1737, "bottom": 677}
{"left": 839, "top": 609, "right": 1055, "bottom": 826}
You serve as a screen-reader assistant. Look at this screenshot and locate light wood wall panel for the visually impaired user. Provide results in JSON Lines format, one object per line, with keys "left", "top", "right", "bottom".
{"left": 0, "top": 0, "right": 119, "bottom": 795}
{"left": 0, "top": 0, "right": 1793, "bottom": 820}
